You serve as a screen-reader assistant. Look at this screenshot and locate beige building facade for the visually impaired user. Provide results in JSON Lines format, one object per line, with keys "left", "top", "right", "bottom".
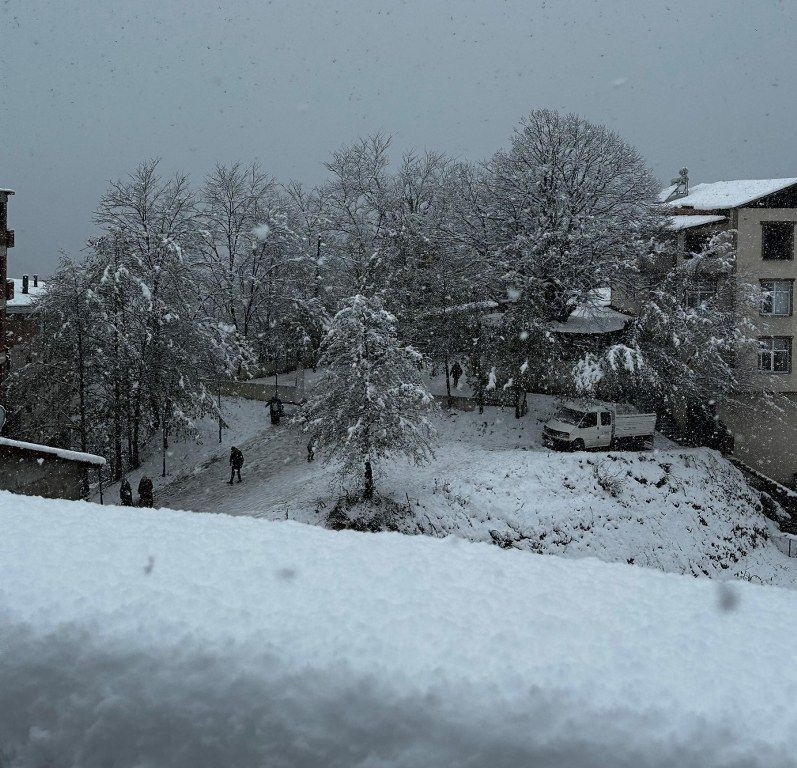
{"left": 616, "top": 175, "right": 797, "bottom": 487}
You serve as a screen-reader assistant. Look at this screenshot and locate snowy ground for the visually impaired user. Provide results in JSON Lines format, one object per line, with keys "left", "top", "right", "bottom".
{"left": 102, "top": 394, "right": 796, "bottom": 588}
{"left": 97, "top": 397, "right": 268, "bottom": 504}
{"left": 1, "top": 496, "right": 796, "bottom": 767}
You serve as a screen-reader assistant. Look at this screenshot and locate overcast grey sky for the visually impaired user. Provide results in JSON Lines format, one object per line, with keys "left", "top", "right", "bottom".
{"left": 1, "top": 0, "right": 795, "bottom": 276}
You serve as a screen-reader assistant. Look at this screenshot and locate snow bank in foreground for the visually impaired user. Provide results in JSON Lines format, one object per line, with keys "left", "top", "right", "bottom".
{"left": 2, "top": 494, "right": 795, "bottom": 767}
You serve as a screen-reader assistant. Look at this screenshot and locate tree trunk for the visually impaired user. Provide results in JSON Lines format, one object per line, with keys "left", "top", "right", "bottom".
{"left": 218, "top": 382, "right": 223, "bottom": 444}
{"left": 363, "top": 460, "right": 374, "bottom": 500}
{"left": 444, "top": 358, "right": 452, "bottom": 407}
{"left": 131, "top": 394, "right": 141, "bottom": 469}
{"left": 161, "top": 399, "right": 169, "bottom": 478}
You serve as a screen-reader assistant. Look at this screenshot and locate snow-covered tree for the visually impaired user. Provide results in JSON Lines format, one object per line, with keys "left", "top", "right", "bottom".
{"left": 11, "top": 162, "right": 249, "bottom": 478}
{"left": 484, "top": 108, "right": 662, "bottom": 325}
{"left": 197, "top": 162, "right": 276, "bottom": 343}
{"left": 434, "top": 109, "right": 666, "bottom": 406}
{"left": 574, "top": 230, "right": 759, "bottom": 442}
{"left": 301, "top": 294, "right": 436, "bottom": 499}
{"left": 6, "top": 257, "right": 99, "bottom": 458}
{"left": 318, "top": 135, "right": 394, "bottom": 298}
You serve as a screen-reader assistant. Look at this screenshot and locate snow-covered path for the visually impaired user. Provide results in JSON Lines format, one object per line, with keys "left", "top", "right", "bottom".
{"left": 157, "top": 413, "right": 338, "bottom": 521}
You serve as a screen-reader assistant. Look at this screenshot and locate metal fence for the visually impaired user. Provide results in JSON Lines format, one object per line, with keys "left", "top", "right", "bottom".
{"left": 212, "top": 380, "right": 306, "bottom": 405}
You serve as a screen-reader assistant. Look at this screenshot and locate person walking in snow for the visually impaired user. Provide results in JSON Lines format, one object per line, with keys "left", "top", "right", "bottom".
{"left": 268, "top": 395, "right": 284, "bottom": 426}
{"left": 120, "top": 478, "right": 133, "bottom": 507}
{"left": 138, "top": 475, "right": 154, "bottom": 508}
{"left": 228, "top": 446, "right": 244, "bottom": 484}
{"left": 307, "top": 438, "right": 315, "bottom": 462}
{"left": 451, "top": 360, "right": 463, "bottom": 389}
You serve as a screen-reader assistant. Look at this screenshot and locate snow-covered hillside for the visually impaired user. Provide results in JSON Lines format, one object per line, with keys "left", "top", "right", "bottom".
{"left": 1, "top": 496, "right": 796, "bottom": 767}
{"left": 131, "top": 395, "right": 796, "bottom": 587}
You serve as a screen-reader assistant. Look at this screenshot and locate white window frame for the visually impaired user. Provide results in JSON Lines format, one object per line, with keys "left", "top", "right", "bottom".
{"left": 758, "top": 336, "right": 792, "bottom": 374}
{"left": 685, "top": 279, "right": 716, "bottom": 308}
{"left": 760, "top": 279, "right": 793, "bottom": 316}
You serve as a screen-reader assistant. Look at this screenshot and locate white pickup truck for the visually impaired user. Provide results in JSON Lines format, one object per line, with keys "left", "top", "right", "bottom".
{"left": 542, "top": 401, "right": 657, "bottom": 451}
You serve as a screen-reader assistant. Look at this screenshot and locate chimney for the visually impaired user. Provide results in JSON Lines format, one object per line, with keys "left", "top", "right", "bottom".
{"left": 5, "top": 279, "right": 13, "bottom": 301}
{"left": 21, "top": 274, "right": 28, "bottom": 294}
{"left": 33, "top": 274, "right": 38, "bottom": 288}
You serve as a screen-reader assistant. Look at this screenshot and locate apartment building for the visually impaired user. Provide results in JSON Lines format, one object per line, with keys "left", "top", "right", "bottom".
{"left": 615, "top": 171, "right": 797, "bottom": 487}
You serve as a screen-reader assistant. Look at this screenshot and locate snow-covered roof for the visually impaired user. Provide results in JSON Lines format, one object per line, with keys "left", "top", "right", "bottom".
{"left": 0, "top": 437, "right": 106, "bottom": 466}
{"left": 549, "top": 305, "right": 631, "bottom": 335}
{"left": 548, "top": 288, "right": 630, "bottom": 335}
{"left": 420, "top": 299, "right": 500, "bottom": 318}
{"left": 668, "top": 214, "right": 727, "bottom": 231}
{"left": 664, "top": 178, "right": 797, "bottom": 210}
{"left": 0, "top": 187, "right": 14, "bottom": 195}
{"left": 7, "top": 277, "right": 46, "bottom": 310}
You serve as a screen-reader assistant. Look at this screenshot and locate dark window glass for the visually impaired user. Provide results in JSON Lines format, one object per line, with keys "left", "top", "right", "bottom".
{"left": 762, "top": 222, "right": 794, "bottom": 260}
{"left": 581, "top": 412, "right": 597, "bottom": 428}
{"left": 600, "top": 412, "right": 612, "bottom": 426}
{"left": 684, "top": 229, "right": 711, "bottom": 255}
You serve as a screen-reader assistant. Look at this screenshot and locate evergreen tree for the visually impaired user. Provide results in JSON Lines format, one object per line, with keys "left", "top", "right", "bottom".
{"left": 301, "top": 294, "right": 436, "bottom": 499}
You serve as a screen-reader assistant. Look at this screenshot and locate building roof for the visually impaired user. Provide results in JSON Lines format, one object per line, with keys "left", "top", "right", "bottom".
{"left": 7, "top": 277, "right": 46, "bottom": 310}
{"left": 0, "top": 437, "right": 106, "bottom": 466}
{"left": 0, "top": 187, "right": 14, "bottom": 195}
{"left": 668, "top": 214, "right": 727, "bottom": 231}
{"left": 548, "top": 305, "right": 631, "bottom": 335}
{"left": 663, "top": 178, "right": 797, "bottom": 211}
{"left": 549, "top": 288, "right": 632, "bottom": 335}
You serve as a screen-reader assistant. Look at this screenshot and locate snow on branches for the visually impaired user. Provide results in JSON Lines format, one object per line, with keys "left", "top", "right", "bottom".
{"left": 573, "top": 229, "right": 758, "bottom": 420}
{"left": 300, "top": 294, "right": 436, "bottom": 499}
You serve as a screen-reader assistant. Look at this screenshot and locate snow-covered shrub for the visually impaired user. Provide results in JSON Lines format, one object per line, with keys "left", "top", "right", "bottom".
{"left": 594, "top": 460, "right": 626, "bottom": 498}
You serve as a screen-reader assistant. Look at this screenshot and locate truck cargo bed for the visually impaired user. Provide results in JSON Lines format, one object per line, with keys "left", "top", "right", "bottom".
{"left": 614, "top": 413, "right": 656, "bottom": 438}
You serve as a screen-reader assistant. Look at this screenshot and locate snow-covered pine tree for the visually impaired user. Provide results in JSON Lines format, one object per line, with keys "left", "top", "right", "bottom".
{"left": 301, "top": 294, "right": 436, "bottom": 500}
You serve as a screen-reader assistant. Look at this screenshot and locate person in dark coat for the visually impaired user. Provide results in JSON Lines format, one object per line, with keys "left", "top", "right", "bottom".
{"left": 138, "top": 475, "right": 154, "bottom": 508}
{"left": 307, "top": 438, "right": 315, "bottom": 462}
{"left": 120, "top": 478, "right": 134, "bottom": 507}
{"left": 268, "top": 395, "right": 284, "bottom": 425}
{"left": 228, "top": 446, "right": 244, "bottom": 484}
{"left": 451, "top": 361, "right": 463, "bottom": 389}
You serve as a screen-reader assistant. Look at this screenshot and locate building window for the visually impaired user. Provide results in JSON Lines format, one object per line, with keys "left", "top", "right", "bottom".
{"left": 684, "top": 228, "right": 711, "bottom": 256}
{"left": 758, "top": 336, "right": 792, "bottom": 373}
{"left": 761, "top": 221, "right": 794, "bottom": 260}
{"left": 760, "top": 279, "right": 793, "bottom": 316}
{"left": 685, "top": 279, "right": 716, "bottom": 307}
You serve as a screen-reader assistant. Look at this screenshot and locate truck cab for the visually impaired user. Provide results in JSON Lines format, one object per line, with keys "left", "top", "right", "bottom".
{"left": 542, "top": 401, "right": 656, "bottom": 452}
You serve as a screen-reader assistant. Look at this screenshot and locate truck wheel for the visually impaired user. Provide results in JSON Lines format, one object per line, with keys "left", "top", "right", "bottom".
{"left": 572, "top": 439, "right": 585, "bottom": 452}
